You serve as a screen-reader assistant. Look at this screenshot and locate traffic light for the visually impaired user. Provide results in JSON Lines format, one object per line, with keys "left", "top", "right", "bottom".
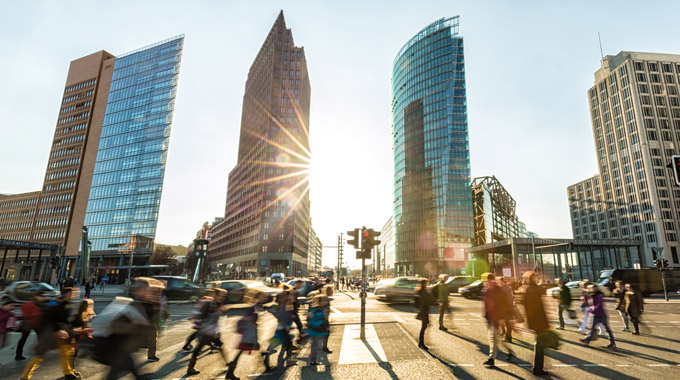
{"left": 672, "top": 155, "right": 680, "bottom": 186}
{"left": 654, "top": 259, "right": 662, "bottom": 268}
{"left": 347, "top": 229, "right": 360, "bottom": 249}
{"left": 358, "top": 228, "right": 381, "bottom": 259}
{"left": 663, "top": 259, "right": 669, "bottom": 268}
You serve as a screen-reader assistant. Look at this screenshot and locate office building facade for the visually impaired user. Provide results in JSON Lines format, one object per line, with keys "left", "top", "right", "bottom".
{"left": 569, "top": 52, "right": 680, "bottom": 267}
{"left": 208, "top": 12, "right": 312, "bottom": 278}
{"left": 392, "top": 16, "right": 473, "bottom": 276}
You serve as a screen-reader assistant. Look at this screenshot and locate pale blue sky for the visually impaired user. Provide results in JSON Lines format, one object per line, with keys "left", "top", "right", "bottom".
{"left": 1, "top": 1, "right": 678, "bottom": 269}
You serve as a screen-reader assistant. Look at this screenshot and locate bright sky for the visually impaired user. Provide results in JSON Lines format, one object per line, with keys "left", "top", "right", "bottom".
{"left": 2, "top": 1, "right": 679, "bottom": 270}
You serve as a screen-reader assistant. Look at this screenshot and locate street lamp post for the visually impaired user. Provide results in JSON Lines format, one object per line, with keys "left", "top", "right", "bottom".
{"left": 192, "top": 238, "right": 209, "bottom": 283}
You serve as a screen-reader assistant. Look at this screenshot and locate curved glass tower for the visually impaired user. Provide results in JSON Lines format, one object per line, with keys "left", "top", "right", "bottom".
{"left": 392, "top": 16, "right": 473, "bottom": 276}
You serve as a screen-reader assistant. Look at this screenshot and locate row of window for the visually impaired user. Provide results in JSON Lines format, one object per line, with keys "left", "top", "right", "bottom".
{"left": 60, "top": 101, "right": 91, "bottom": 115}
{"left": 65, "top": 79, "right": 95, "bottom": 94}
{"left": 39, "top": 193, "right": 72, "bottom": 205}
{"left": 57, "top": 111, "right": 89, "bottom": 125}
{"left": 62, "top": 90, "right": 94, "bottom": 105}
{"left": 53, "top": 133, "right": 85, "bottom": 147}
{"left": 48, "top": 157, "right": 80, "bottom": 170}
{"left": 0, "top": 197, "right": 38, "bottom": 210}
{"left": 45, "top": 168, "right": 77, "bottom": 181}
{"left": 0, "top": 209, "right": 34, "bottom": 219}
{"left": 33, "top": 229, "right": 64, "bottom": 241}
{"left": 37, "top": 204, "right": 69, "bottom": 216}
{"left": 43, "top": 181, "right": 74, "bottom": 192}
{"left": 58, "top": 122, "right": 87, "bottom": 136}
{"left": 34, "top": 217, "right": 67, "bottom": 228}
{"left": 0, "top": 221, "right": 32, "bottom": 232}
{"left": 50, "top": 146, "right": 81, "bottom": 159}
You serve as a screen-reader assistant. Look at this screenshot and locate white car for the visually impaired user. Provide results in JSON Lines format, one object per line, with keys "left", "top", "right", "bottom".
{"left": 547, "top": 281, "right": 611, "bottom": 300}
{"left": 2, "top": 281, "right": 61, "bottom": 303}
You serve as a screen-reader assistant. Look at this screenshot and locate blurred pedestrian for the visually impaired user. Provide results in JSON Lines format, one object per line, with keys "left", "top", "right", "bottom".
{"left": 482, "top": 273, "right": 514, "bottom": 367}
{"left": 498, "top": 276, "right": 514, "bottom": 342}
{"left": 580, "top": 284, "right": 616, "bottom": 348}
{"left": 16, "top": 291, "right": 45, "bottom": 360}
{"left": 436, "top": 274, "right": 451, "bottom": 331}
{"left": 624, "top": 284, "right": 644, "bottom": 335}
{"left": 187, "top": 289, "right": 227, "bottom": 375}
{"left": 84, "top": 279, "right": 92, "bottom": 298}
{"left": 141, "top": 283, "right": 163, "bottom": 362}
{"left": 577, "top": 281, "right": 605, "bottom": 335}
{"left": 290, "top": 281, "right": 307, "bottom": 345}
{"left": 307, "top": 294, "right": 330, "bottom": 366}
{"left": 613, "top": 281, "right": 630, "bottom": 332}
{"left": 521, "top": 271, "right": 550, "bottom": 376}
{"left": 20, "top": 288, "right": 79, "bottom": 380}
{"left": 415, "top": 279, "right": 435, "bottom": 349}
{"left": 226, "top": 290, "right": 268, "bottom": 380}
{"left": 557, "top": 278, "right": 572, "bottom": 330}
{"left": 263, "top": 291, "right": 294, "bottom": 371}
{"left": 0, "top": 296, "right": 16, "bottom": 349}
{"left": 90, "top": 280, "right": 152, "bottom": 380}
{"left": 321, "top": 285, "right": 333, "bottom": 353}
{"left": 182, "top": 290, "right": 215, "bottom": 352}
{"left": 71, "top": 299, "right": 96, "bottom": 369}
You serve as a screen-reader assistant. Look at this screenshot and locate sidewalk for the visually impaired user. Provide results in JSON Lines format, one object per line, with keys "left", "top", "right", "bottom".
{"left": 283, "top": 322, "right": 455, "bottom": 380}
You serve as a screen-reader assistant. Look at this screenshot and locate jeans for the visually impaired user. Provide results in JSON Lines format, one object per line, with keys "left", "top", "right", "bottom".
{"left": 487, "top": 323, "right": 512, "bottom": 359}
{"left": 585, "top": 315, "right": 615, "bottom": 344}
{"left": 579, "top": 307, "right": 590, "bottom": 330}
{"left": 618, "top": 310, "right": 630, "bottom": 330}
{"left": 310, "top": 335, "right": 324, "bottom": 363}
{"left": 419, "top": 315, "right": 429, "bottom": 345}
{"left": 146, "top": 326, "right": 157, "bottom": 358}
{"left": 188, "top": 334, "right": 214, "bottom": 370}
{"left": 16, "top": 327, "right": 38, "bottom": 357}
{"left": 630, "top": 316, "right": 640, "bottom": 333}
{"left": 438, "top": 301, "right": 450, "bottom": 327}
{"left": 558, "top": 304, "right": 570, "bottom": 328}
{"left": 533, "top": 334, "right": 545, "bottom": 372}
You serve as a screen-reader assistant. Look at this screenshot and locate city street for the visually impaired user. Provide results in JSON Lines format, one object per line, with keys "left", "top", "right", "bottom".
{"left": 1, "top": 288, "right": 679, "bottom": 379}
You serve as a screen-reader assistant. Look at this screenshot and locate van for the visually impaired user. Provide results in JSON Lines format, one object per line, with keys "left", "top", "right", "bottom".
{"left": 597, "top": 269, "right": 680, "bottom": 296}
{"left": 271, "top": 273, "right": 285, "bottom": 284}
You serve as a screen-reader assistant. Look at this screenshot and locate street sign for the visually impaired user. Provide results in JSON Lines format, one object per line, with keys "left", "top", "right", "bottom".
{"left": 237, "top": 266, "right": 242, "bottom": 273}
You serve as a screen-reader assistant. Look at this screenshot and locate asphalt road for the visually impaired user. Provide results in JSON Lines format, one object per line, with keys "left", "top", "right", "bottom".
{"left": 0, "top": 291, "right": 679, "bottom": 379}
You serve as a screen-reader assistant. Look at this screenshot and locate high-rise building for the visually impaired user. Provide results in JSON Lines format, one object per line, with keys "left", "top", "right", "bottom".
{"left": 391, "top": 16, "right": 473, "bottom": 276}
{"left": 380, "top": 215, "right": 395, "bottom": 276}
{"left": 568, "top": 51, "right": 680, "bottom": 268}
{"left": 307, "top": 226, "right": 322, "bottom": 273}
{"left": 0, "top": 36, "right": 184, "bottom": 280}
{"left": 208, "top": 12, "right": 312, "bottom": 278}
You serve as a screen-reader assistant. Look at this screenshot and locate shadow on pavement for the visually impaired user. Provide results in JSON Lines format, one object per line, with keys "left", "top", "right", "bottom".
{"left": 548, "top": 340, "right": 642, "bottom": 380}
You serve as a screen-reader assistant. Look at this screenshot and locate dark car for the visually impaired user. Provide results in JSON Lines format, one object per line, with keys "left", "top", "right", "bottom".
{"left": 445, "top": 276, "right": 474, "bottom": 293}
{"left": 286, "top": 278, "right": 322, "bottom": 298}
{"left": 150, "top": 276, "right": 204, "bottom": 301}
{"left": 209, "top": 280, "right": 282, "bottom": 304}
{"left": 459, "top": 280, "right": 484, "bottom": 299}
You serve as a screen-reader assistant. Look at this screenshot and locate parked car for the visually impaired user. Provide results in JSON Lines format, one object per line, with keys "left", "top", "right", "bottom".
{"left": 375, "top": 276, "right": 419, "bottom": 302}
{"left": 459, "top": 280, "right": 485, "bottom": 299}
{"left": 2, "top": 281, "right": 60, "bottom": 303}
{"left": 444, "top": 276, "right": 474, "bottom": 293}
{"left": 546, "top": 281, "right": 611, "bottom": 300}
{"left": 209, "top": 280, "right": 282, "bottom": 304}
{"left": 150, "top": 276, "right": 205, "bottom": 301}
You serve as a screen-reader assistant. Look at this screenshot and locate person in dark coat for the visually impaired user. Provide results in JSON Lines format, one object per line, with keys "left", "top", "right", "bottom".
{"left": 580, "top": 284, "right": 616, "bottom": 348}
{"left": 624, "top": 283, "right": 644, "bottom": 335}
{"left": 613, "top": 280, "right": 630, "bottom": 332}
{"left": 483, "top": 273, "right": 513, "bottom": 367}
{"left": 414, "top": 279, "right": 435, "bottom": 349}
{"left": 521, "top": 271, "right": 550, "bottom": 376}
{"left": 557, "top": 278, "right": 572, "bottom": 330}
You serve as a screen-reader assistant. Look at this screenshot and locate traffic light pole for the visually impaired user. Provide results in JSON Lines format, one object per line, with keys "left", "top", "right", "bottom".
{"left": 337, "top": 233, "right": 343, "bottom": 289}
{"left": 361, "top": 255, "right": 366, "bottom": 340}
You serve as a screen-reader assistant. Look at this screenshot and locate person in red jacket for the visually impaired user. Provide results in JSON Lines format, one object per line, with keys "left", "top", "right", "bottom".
{"left": 16, "top": 291, "right": 46, "bottom": 360}
{"left": 482, "top": 273, "right": 514, "bottom": 367}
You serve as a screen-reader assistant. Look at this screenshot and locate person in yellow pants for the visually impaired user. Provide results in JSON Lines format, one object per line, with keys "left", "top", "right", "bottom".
{"left": 21, "top": 287, "right": 80, "bottom": 380}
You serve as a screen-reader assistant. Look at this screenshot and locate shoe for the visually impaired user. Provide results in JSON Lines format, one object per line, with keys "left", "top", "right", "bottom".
{"left": 71, "top": 371, "right": 82, "bottom": 379}
{"left": 622, "top": 328, "right": 631, "bottom": 332}
{"left": 418, "top": 344, "right": 429, "bottom": 350}
{"left": 322, "top": 348, "right": 333, "bottom": 353}
{"left": 264, "top": 365, "right": 274, "bottom": 372}
{"left": 483, "top": 358, "right": 494, "bottom": 367}
{"left": 187, "top": 368, "right": 200, "bottom": 375}
{"left": 225, "top": 375, "right": 240, "bottom": 380}
{"left": 579, "top": 338, "right": 589, "bottom": 345}
{"left": 65, "top": 374, "right": 82, "bottom": 380}
{"left": 532, "top": 369, "right": 550, "bottom": 376}
{"left": 506, "top": 353, "right": 515, "bottom": 362}
{"left": 606, "top": 343, "right": 616, "bottom": 349}
{"left": 285, "top": 359, "right": 298, "bottom": 366}
{"left": 182, "top": 345, "right": 193, "bottom": 352}
{"left": 439, "top": 326, "right": 448, "bottom": 331}
{"left": 15, "top": 355, "right": 26, "bottom": 360}
{"left": 557, "top": 326, "right": 565, "bottom": 330}
{"left": 309, "top": 361, "right": 319, "bottom": 366}
{"left": 503, "top": 338, "right": 513, "bottom": 343}
{"left": 148, "top": 356, "right": 160, "bottom": 362}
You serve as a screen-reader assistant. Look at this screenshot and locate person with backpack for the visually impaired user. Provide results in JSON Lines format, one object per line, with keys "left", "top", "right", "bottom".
{"left": 307, "top": 294, "right": 330, "bottom": 366}
{"left": 414, "top": 279, "right": 435, "bottom": 349}
{"left": 263, "top": 291, "right": 295, "bottom": 371}
{"left": 20, "top": 288, "right": 80, "bottom": 380}
{"left": 482, "top": 273, "right": 514, "bottom": 367}
{"left": 225, "top": 289, "right": 268, "bottom": 380}
{"left": 16, "top": 291, "right": 45, "bottom": 360}
{"left": 182, "top": 291, "right": 215, "bottom": 352}
{"left": 187, "top": 289, "right": 227, "bottom": 376}
{"left": 436, "top": 275, "right": 451, "bottom": 331}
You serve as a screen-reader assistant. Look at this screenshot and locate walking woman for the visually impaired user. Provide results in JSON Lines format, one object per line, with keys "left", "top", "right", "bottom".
{"left": 226, "top": 289, "right": 268, "bottom": 380}
{"left": 624, "top": 284, "right": 644, "bottom": 335}
{"left": 263, "top": 291, "right": 296, "bottom": 371}
{"left": 613, "top": 281, "right": 630, "bottom": 332}
{"left": 415, "top": 279, "right": 435, "bottom": 349}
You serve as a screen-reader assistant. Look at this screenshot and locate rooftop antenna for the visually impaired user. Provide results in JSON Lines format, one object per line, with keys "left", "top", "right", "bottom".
{"left": 598, "top": 32, "right": 604, "bottom": 69}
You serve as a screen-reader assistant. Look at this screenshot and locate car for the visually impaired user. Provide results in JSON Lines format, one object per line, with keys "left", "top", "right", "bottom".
{"left": 2, "top": 281, "right": 60, "bottom": 303}
{"left": 459, "top": 280, "right": 485, "bottom": 299}
{"left": 150, "top": 276, "right": 205, "bottom": 301}
{"left": 546, "top": 281, "right": 611, "bottom": 300}
{"left": 375, "top": 277, "right": 419, "bottom": 302}
{"left": 444, "top": 276, "right": 474, "bottom": 293}
{"left": 372, "top": 278, "right": 395, "bottom": 294}
{"left": 209, "top": 280, "right": 282, "bottom": 304}
{"left": 285, "top": 278, "right": 322, "bottom": 298}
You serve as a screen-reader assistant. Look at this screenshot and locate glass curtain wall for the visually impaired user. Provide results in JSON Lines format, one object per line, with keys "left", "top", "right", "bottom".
{"left": 84, "top": 36, "right": 184, "bottom": 252}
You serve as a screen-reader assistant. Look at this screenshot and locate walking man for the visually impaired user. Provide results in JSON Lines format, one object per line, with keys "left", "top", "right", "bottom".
{"left": 482, "top": 273, "right": 514, "bottom": 367}
{"left": 437, "top": 274, "right": 451, "bottom": 331}
{"left": 498, "top": 277, "right": 514, "bottom": 342}
{"left": 415, "top": 279, "right": 435, "bottom": 349}
{"left": 624, "top": 284, "right": 644, "bottom": 335}
{"left": 557, "top": 278, "right": 572, "bottom": 330}
{"left": 522, "top": 271, "right": 550, "bottom": 376}
{"left": 613, "top": 281, "right": 630, "bottom": 332}
{"left": 580, "top": 284, "right": 616, "bottom": 348}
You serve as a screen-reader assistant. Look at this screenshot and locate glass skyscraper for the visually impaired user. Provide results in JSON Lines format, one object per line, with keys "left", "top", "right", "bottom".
{"left": 392, "top": 16, "right": 473, "bottom": 276}
{"left": 84, "top": 36, "right": 184, "bottom": 254}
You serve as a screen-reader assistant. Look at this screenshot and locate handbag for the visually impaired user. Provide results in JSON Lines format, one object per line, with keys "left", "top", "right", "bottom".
{"left": 6, "top": 316, "right": 17, "bottom": 331}
{"left": 567, "top": 309, "right": 577, "bottom": 320}
{"left": 539, "top": 329, "right": 561, "bottom": 350}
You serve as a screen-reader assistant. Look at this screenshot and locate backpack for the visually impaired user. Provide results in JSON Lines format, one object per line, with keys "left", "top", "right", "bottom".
{"left": 308, "top": 309, "right": 328, "bottom": 332}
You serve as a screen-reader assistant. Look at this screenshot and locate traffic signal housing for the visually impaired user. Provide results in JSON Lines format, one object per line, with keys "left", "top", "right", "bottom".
{"left": 654, "top": 259, "right": 662, "bottom": 268}
{"left": 347, "top": 229, "right": 360, "bottom": 249}
{"left": 358, "top": 228, "right": 381, "bottom": 259}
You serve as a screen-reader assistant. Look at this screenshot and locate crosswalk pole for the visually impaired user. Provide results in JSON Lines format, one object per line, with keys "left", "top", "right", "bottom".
{"left": 361, "top": 256, "right": 366, "bottom": 340}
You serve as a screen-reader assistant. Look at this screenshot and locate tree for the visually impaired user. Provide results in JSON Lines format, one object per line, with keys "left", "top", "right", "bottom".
{"left": 151, "top": 244, "right": 175, "bottom": 265}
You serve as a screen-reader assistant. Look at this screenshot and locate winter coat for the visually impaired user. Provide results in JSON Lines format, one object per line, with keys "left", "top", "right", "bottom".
{"left": 484, "top": 282, "right": 510, "bottom": 324}
{"left": 587, "top": 291, "right": 607, "bottom": 317}
{"left": 559, "top": 285, "right": 572, "bottom": 306}
{"left": 415, "top": 287, "right": 435, "bottom": 320}
{"left": 437, "top": 281, "right": 449, "bottom": 303}
{"left": 624, "top": 290, "right": 644, "bottom": 318}
{"left": 522, "top": 283, "right": 549, "bottom": 334}
{"left": 20, "top": 301, "right": 43, "bottom": 330}
{"left": 613, "top": 288, "right": 626, "bottom": 311}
